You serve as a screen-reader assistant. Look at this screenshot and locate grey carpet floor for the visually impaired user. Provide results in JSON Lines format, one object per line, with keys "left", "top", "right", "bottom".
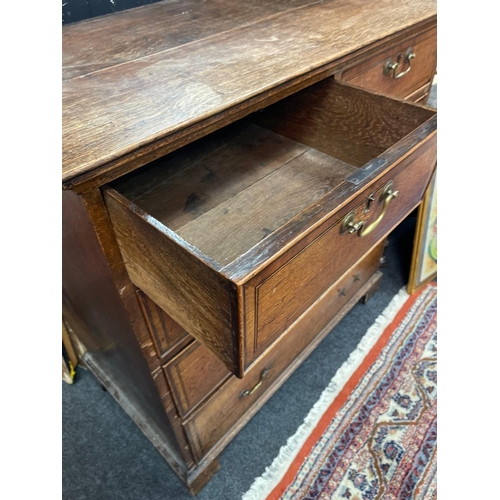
{"left": 63, "top": 86, "right": 436, "bottom": 500}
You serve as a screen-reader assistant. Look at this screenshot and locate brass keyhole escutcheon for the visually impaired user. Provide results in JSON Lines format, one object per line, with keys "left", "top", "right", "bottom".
{"left": 365, "top": 193, "right": 376, "bottom": 213}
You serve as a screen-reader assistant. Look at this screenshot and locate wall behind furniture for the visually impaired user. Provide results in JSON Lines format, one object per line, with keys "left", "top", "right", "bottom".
{"left": 63, "top": 0, "right": 163, "bottom": 24}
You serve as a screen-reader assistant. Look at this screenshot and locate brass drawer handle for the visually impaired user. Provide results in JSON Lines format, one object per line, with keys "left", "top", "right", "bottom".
{"left": 239, "top": 368, "right": 269, "bottom": 398}
{"left": 342, "top": 182, "right": 399, "bottom": 237}
{"left": 384, "top": 48, "right": 416, "bottom": 79}
{"left": 358, "top": 184, "right": 398, "bottom": 237}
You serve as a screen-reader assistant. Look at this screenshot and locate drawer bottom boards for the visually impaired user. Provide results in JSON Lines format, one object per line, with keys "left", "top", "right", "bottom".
{"left": 162, "top": 241, "right": 385, "bottom": 464}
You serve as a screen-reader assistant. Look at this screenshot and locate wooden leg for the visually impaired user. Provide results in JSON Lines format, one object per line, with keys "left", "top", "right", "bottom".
{"left": 360, "top": 271, "right": 382, "bottom": 304}
{"left": 186, "top": 457, "right": 221, "bottom": 496}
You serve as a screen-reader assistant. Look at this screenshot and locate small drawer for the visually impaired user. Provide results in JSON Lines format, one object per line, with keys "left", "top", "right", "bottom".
{"left": 340, "top": 27, "right": 436, "bottom": 100}
{"left": 182, "top": 242, "right": 385, "bottom": 461}
{"left": 163, "top": 341, "right": 231, "bottom": 419}
{"left": 136, "top": 290, "right": 192, "bottom": 361}
{"left": 104, "top": 78, "right": 436, "bottom": 377}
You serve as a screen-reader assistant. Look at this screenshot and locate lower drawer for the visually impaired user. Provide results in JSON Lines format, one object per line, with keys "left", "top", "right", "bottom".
{"left": 163, "top": 340, "right": 230, "bottom": 419}
{"left": 136, "top": 290, "right": 192, "bottom": 361}
{"left": 181, "top": 241, "right": 385, "bottom": 462}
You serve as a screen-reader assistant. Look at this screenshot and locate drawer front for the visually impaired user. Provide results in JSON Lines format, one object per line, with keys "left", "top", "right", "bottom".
{"left": 163, "top": 341, "right": 230, "bottom": 419}
{"left": 243, "top": 137, "right": 436, "bottom": 368}
{"left": 414, "top": 92, "right": 430, "bottom": 105}
{"left": 340, "top": 27, "right": 436, "bottom": 100}
{"left": 136, "top": 290, "right": 192, "bottom": 361}
{"left": 406, "top": 83, "right": 431, "bottom": 104}
{"left": 183, "top": 242, "right": 385, "bottom": 461}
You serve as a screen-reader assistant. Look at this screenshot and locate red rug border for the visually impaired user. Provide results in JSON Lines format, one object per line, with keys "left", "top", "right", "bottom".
{"left": 267, "top": 284, "right": 434, "bottom": 499}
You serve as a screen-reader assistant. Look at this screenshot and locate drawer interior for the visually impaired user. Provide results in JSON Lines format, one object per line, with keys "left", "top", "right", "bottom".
{"left": 109, "top": 79, "right": 435, "bottom": 269}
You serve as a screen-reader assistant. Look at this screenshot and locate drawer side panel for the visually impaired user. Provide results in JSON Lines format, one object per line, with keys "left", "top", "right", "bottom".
{"left": 104, "top": 189, "right": 240, "bottom": 375}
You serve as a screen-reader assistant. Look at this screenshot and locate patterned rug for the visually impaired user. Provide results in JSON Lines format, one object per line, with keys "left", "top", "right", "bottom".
{"left": 243, "top": 283, "right": 437, "bottom": 500}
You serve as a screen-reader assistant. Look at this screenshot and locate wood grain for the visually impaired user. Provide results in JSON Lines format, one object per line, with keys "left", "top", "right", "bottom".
{"left": 61, "top": 6, "right": 437, "bottom": 492}
{"left": 340, "top": 27, "right": 437, "bottom": 100}
{"left": 406, "top": 84, "right": 431, "bottom": 103}
{"left": 164, "top": 341, "right": 230, "bottom": 418}
{"left": 63, "top": 0, "right": 320, "bottom": 79}
{"left": 62, "top": 0, "right": 436, "bottom": 188}
{"left": 251, "top": 79, "right": 435, "bottom": 167}
{"left": 103, "top": 188, "right": 240, "bottom": 374}
{"left": 74, "top": 190, "right": 197, "bottom": 468}
{"left": 176, "top": 146, "right": 356, "bottom": 266}
{"left": 62, "top": 189, "right": 186, "bottom": 465}
{"left": 222, "top": 122, "right": 437, "bottom": 284}
{"left": 183, "top": 244, "right": 384, "bottom": 461}
{"left": 112, "top": 122, "right": 310, "bottom": 231}
{"left": 241, "top": 137, "right": 436, "bottom": 368}
{"left": 129, "top": 288, "right": 197, "bottom": 468}
{"left": 104, "top": 134, "right": 435, "bottom": 376}
{"left": 111, "top": 81, "right": 434, "bottom": 273}
{"left": 104, "top": 81, "right": 436, "bottom": 376}
{"left": 82, "top": 351, "right": 195, "bottom": 478}
{"left": 136, "top": 290, "right": 193, "bottom": 361}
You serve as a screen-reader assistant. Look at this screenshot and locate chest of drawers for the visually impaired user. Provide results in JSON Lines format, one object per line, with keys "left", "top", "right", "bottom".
{"left": 62, "top": 0, "right": 437, "bottom": 493}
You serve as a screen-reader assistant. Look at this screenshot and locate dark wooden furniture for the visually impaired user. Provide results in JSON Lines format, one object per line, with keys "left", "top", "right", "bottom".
{"left": 62, "top": 0, "right": 437, "bottom": 493}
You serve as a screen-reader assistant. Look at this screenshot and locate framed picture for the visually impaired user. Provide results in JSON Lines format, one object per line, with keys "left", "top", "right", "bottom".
{"left": 408, "top": 168, "right": 437, "bottom": 294}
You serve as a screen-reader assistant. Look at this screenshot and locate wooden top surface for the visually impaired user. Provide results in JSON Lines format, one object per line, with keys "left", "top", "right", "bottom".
{"left": 62, "top": 0, "right": 436, "bottom": 187}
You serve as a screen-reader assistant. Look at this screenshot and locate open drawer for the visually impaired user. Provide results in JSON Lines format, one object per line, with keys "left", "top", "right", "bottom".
{"left": 103, "top": 79, "right": 437, "bottom": 377}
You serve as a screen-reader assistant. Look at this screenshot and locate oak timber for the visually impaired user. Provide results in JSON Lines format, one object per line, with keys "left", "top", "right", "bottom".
{"left": 339, "top": 26, "right": 437, "bottom": 99}
{"left": 109, "top": 81, "right": 435, "bottom": 279}
{"left": 62, "top": 0, "right": 436, "bottom": 190}
{"left": 63, "top": 0, "right": 322, "bottom": 80}
{"left": 62, "top": 1, "right": 437, "bottom": 492}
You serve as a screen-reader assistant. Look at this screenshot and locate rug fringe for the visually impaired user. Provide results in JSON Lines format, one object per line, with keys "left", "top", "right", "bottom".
{"left": 242, "top": 287, "right": 410, "bottom": 500}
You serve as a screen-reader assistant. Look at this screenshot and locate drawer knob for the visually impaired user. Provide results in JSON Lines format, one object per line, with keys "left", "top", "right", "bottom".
{"left": 239, "top": 368, "right": 269, "bottom": 398}
{"left": 341, "top": 182, "right": 399, "bottom": 237}
{"left": 384, "top": 47, "right": 416, "bottom": 79}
